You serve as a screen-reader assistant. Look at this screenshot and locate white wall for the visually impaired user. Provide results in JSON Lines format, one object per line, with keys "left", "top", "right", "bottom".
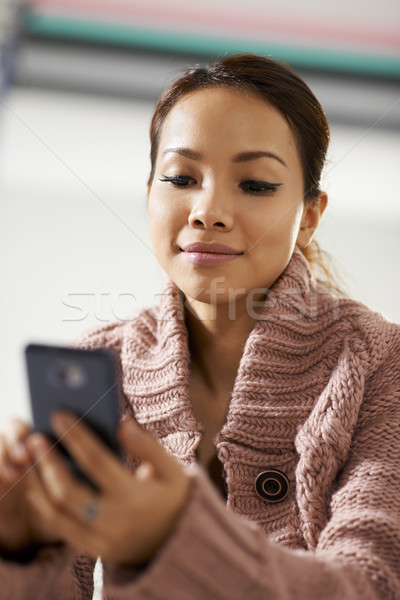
{"left": 0, "top": 87, "right": 399, "bottom": 425}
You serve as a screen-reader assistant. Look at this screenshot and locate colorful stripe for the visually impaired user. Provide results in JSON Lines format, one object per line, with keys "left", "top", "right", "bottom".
{"left": 24, "top": 12, "right": 400, "bottom": 77}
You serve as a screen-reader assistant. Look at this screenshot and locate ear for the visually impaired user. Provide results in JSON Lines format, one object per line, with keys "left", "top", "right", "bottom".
{"left": 296, "top": 192, "right": 328, "bottom": 249}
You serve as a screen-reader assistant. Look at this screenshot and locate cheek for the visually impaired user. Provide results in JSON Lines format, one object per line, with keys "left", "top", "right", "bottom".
{"left": 250, "top": 201, "right": 303, "bottom": 248}
{"left": 148, "top": 194, "right": 185, "bottom": 249}
{"left": 148, "top": 196, "right": 165, "bottom": 254}
{"left": 148, "top": 193, "right": 169, "bottom": 231}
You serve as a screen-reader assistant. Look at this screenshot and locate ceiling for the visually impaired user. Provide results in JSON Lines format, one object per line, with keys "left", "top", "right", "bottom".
{"left": 1, "top": 0, "right": 399, "bottom": 130}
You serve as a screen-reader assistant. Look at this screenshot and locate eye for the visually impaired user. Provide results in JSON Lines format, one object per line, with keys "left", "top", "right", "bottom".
{"left": 159, "top": 175, "right": 195, "bottom": 187}
{"left": 240, "top": 180, "right": 282, "bottom": 196}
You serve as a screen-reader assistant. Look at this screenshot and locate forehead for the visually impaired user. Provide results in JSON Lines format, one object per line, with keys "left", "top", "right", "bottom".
{"left": 158, "top": 86, "right": 298, "bottom": 159}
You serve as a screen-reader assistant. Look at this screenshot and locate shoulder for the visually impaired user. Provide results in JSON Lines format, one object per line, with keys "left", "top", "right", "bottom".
{"left": 335, "top": 295, "right": 400, "bottom": 345}
{"left": 332, "top": 294, "right": 400, "bottom": 375}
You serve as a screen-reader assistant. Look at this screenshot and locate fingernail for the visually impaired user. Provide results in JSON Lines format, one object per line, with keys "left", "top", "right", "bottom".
{"left": 51, "top": 412, "right": 72, "bottom": 433}
{"left": 12, "top": 442, "right": 27, "bottom": 460}
{"left": 28, "top": 435, "right": 47, "bottom": 459}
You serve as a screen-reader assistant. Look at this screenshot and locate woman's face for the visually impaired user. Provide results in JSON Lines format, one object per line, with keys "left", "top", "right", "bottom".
{"left": 148, "top": 87, "right": 315, "bottom": 305}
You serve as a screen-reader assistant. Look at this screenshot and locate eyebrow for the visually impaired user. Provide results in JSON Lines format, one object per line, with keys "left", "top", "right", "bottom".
{"left": 233, "top": 150, "right": 287, "bottom": 167}
{"left": 162, "top": 147, "right": 200, "bottom": 160}
{"left": 162, "top": 147, "right": 287, "bottom": 167}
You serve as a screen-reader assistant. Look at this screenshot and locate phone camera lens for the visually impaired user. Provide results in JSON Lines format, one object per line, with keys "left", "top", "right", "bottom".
{"left": 48, "top": 360, "right": 87, "bottom": 389}
{"left": 56, "top": 367, "right": 68, "bottom": 384}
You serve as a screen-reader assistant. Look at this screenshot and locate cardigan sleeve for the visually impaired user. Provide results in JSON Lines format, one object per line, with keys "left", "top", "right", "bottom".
{"left": 102, "top": 466, "right": 379, "bottom": 600}
{"left": 0, "top": 547, "right": 95, "bottom": 600}
{"left": 102, "top": 343, "right": 400, "bottom": 599}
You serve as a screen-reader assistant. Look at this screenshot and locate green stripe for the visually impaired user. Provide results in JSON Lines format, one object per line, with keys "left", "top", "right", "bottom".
{"left": 25, "top": 14, "right": 400, "bottom": 77}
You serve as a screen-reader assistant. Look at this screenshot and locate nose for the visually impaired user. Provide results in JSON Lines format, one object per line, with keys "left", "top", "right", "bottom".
{"left": 188, "top": 189, "right": 233, "bottom": 232}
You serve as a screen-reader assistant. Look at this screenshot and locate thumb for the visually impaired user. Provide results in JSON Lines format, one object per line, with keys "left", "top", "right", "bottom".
{"left": 118, "top": 419, "right": 179, "bottom": 480}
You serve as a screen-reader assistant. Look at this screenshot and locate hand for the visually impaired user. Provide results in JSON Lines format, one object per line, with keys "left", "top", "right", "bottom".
{"left": 26, "top": 413, "right": 192, "bottom": 565}
{"left": 0, "top": 419, "right": 61, "bottom": 553}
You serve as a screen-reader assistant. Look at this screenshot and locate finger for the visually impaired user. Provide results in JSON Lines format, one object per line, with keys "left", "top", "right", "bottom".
{"left": 27, "top": 434, "right": 100, "bottom": 520}
{"left": 0, "top": 437, "right": 20, "bottom": 482}
{"left": 0, "top": 438, "right": 31, "bottom": 486}
{"left": 119, "top": 419, "right": 180, "bottom": 481}
{"left": 26, "top": 488, "right": 103, "bottom": 559}
{"left": 3, "top": 419, "right": 31, "bottom": 465}
{"left": 50, "top": 412, "right": 123, "bottom": 490}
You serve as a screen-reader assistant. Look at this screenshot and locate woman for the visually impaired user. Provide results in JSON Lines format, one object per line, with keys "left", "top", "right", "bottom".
{"left": 0, "top": 54, "right": 399, "bottom": 599}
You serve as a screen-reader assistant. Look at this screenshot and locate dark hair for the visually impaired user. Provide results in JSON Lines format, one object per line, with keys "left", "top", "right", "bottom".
{"left": 148, "top": 53, "right": 346, "bottom": 295}
{"left": 148, "top": 53, "right": 329, "bottom": 198}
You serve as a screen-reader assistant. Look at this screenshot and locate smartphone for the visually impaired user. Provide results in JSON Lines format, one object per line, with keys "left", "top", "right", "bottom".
{"left": 25, "top": 343, "right": 122, "bottom": 488}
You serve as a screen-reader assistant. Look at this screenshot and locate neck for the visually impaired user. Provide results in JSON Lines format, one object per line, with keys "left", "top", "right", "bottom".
{"left": 184, "top": 295, "right": 263, "bottom": 391}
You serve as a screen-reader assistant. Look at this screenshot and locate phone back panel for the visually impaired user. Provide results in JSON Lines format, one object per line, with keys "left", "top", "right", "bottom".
{"left": 25, "top": 343, "right": 122, "bottom": 462}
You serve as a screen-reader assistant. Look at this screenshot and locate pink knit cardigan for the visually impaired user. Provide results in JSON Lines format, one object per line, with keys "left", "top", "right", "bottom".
{"left": 1, "top": 249, "right": 400, "bottom": 599}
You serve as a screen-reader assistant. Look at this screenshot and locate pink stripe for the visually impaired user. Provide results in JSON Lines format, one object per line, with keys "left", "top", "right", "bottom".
{"left": 30, "top": 0, "right": 400, "bottom": 49}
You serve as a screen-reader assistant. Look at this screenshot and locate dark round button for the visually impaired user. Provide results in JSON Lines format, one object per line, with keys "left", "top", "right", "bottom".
{"left": 254, "top": 470, "right": 289, "bottom": 503}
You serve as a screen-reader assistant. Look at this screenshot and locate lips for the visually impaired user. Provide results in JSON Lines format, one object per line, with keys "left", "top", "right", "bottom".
{"left": 182, "top": 242, "right": 243, "bottom": 254}
{"left": 180, "top": 242, "right": 244, "bottom": 266}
